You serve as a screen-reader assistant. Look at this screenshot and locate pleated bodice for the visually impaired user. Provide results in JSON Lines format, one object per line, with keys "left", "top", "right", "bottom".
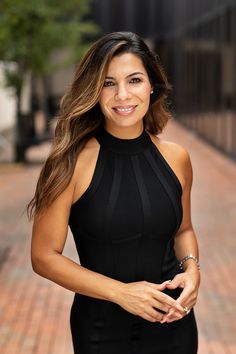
{"left": 69, "top": 127, "right": 183, "bottom": 285}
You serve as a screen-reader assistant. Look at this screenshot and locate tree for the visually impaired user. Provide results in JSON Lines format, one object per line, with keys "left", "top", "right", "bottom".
{"left": 0, "top": 0, "right": 98, "bottom": 162}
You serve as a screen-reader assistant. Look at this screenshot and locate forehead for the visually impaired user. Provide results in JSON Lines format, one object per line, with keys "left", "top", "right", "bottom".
{"left": 106, "top": 52, "right": 147, "bottom": 77}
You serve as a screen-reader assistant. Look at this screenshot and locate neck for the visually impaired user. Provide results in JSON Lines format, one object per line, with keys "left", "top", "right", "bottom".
{"left": 104, "top": 122, "right": 144, "bottom": 139}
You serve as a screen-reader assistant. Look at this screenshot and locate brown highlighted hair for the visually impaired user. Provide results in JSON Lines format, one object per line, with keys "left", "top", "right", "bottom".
{"left": 27, "top": 31, "right": 172, "bottom": 219}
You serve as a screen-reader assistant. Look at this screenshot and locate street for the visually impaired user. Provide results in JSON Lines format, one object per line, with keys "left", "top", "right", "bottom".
{"left": 0, "top": 120, "right": 236, "bottom": 354}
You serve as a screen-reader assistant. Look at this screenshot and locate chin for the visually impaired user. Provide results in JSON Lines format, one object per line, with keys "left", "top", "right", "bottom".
{"left": 108, "top": 113, "right": 144, "bottom": 127}
{"left": 112, "top": 118, "right": 143, "bottom": 129}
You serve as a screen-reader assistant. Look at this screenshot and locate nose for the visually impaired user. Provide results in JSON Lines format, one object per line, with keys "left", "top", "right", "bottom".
{"left": 115, "top": 83, "right": 131, "bottom": 101}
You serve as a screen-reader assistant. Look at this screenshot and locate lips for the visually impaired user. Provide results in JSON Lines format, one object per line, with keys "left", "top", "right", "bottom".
{"left": 112, "top": 105, "right": 137, "bottom": 115}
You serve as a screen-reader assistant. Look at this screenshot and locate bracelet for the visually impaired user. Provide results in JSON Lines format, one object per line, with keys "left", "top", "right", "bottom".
{"left": 179, "top": 254, "right": 200, "bottom": 270}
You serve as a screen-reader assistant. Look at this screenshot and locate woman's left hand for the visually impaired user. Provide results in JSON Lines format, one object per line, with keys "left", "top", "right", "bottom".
{"left": 160, "top": 270, "right": 200, "bottom": 323}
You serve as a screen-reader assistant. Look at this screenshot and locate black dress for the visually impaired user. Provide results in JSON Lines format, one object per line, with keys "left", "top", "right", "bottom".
{"left": 69, "top": 127, "right": 198, "bottom": 354}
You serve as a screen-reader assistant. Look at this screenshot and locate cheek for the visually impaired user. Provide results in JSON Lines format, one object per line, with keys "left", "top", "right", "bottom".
{"left": 99, "top": 91, "right": 113, "bottom": 111}
{"left": 137, "top": 89, "right": 151, "bottom": 106}
{"left": 135, "top": 84, "right": 152, "bottom": 101}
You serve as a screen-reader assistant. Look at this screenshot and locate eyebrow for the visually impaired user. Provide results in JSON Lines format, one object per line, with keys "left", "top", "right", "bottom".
{"left": 105, "top": 72, "right": 145, "bottom": 80}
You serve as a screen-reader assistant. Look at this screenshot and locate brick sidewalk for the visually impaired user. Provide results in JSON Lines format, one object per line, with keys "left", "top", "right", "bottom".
{"left": 163, "top": 122, "right": 236, "bottom": 354}
{"left": 0, "top": 120, "right": 236, "bottom": 353}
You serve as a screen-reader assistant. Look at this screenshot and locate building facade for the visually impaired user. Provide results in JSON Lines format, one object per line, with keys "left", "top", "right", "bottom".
{"left": 91, "top": 0, "right": 162, "bottom": 40}
{"left": 157, "top": 0, "right": 236, "bottom": 159}
{"left": 92, "top": 0, "right": 236, "bottom": 159}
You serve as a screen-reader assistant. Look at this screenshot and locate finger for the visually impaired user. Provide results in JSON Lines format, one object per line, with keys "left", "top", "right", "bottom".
{"left": 161, "top": 280, "right": 172, "bottom": 286}
{"left": 161, "top": 316, "right": 182, "bottom": 324}
{"left": 176, "top": 286, "right": 194, "bottom": 307}
{"left": 152, "top": 290, "right": 177, "bottom": 308}
{"left": 144, "top": 308, "right": 164, "bottom": 323}
{"left": 142, "top": 312, "right": 160, "bottom": 323}
{"left": 161, "top": 308, "right": 184, "bottom": 323}
{"left": 177, "top": 293, "right": 194, "bottom": 315}
{"left": 165, "top": 276, "right": 185, "bottom": 290}
{"left": 148, "top": 282, "right": 185, "bottom": 314}
{"left": 143, "top": 315, "right": 157, "bottom": 322}
{"left": 150, "top": 299, "right": 170, "bottom": 314}
{"left": 160, "top": 301, "right": 187, "bottom": 323}
{"left": 140, "top": 282, "right": 176, "bottom": 308}
{"left": 148, "top": 281, "right": 169, "bottom": 291}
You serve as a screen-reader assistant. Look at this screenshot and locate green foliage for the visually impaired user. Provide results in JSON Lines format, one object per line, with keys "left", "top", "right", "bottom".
{"left": 0, "top": 0, "right": 98, "bottom": 92}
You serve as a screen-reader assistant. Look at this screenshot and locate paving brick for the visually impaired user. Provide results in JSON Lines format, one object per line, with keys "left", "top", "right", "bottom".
{"left": 1, "top": 120, "right": 236, "bottom": 353}
{"left": 162, "top": 121, "right": 236, "bottom": 354}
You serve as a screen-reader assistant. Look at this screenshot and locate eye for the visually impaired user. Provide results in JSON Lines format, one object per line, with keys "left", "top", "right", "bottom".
{"left": 103, "top": 81, "right": 115, "bottom": 87}
{"left": 130, "top": 77, "right": 142, "bottom": 84}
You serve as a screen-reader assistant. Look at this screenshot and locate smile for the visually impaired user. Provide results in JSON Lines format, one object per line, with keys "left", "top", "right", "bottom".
{"left": 112, "top": 105, "right": 137, "bottom": 115}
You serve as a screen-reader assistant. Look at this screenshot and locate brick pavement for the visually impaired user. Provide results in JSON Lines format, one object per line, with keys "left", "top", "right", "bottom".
{"left": 0, "top": 120, "right": 236, "bottom": 354}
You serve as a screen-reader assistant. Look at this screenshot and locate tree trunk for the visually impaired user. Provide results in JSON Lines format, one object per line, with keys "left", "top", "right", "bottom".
{"left": 14, "top": 69, "right": 35, "bottom": 163}
{"left": 15, "top": 92, "right": 27, "bottom": 163}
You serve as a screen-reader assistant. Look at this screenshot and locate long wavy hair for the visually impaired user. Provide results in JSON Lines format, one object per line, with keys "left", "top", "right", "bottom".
{"left": 27, "top": 31, "right": 172, "bottom": 219}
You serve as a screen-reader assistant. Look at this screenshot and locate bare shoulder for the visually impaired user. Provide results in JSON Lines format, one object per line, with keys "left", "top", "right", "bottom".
{"left": 153, "top": 136, "right": 190, "bottom": 163}
{"left": 72, "top": 137, "right": 99, "bottom": 175}
{"left": 149, "top": 134, "right": 192, "bottom": 189}
{"left": 71, "top": 136, "right": 100, "bottom": 204}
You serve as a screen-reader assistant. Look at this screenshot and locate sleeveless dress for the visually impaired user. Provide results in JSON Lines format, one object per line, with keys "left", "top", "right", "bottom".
{"left": 69, "top": 127, "right": 198, "bottom": 354}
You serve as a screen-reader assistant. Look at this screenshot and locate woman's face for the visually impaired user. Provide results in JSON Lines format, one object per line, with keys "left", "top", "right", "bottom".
{"left": 99, "top": 52, "right": 153, "bottom": 135}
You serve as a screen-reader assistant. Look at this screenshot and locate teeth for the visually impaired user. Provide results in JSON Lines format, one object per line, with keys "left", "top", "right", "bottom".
{"left": 115, "top": 107, "right": 135, "bottom": 112}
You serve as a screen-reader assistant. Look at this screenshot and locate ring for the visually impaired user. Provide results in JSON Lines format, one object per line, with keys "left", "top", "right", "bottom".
{"left": 183, "top": 306, "right": 190, "bottom": 315}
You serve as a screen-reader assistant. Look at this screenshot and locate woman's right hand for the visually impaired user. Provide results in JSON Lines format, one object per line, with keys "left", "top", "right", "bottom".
{"left": 116, "top": 280, "right": 185, "bottom": 323}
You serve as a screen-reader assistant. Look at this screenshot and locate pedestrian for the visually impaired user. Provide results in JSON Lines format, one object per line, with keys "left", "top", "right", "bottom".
{"left": 28, "top": 31, "right": 200, "bottom": 354}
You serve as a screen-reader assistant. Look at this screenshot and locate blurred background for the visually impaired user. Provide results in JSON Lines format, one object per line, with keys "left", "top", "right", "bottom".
{"left": 1, "top": 0, "right": 236, "bottom": 163}
{"left": 0, "top": 1, "right": 236, "bottom": 353}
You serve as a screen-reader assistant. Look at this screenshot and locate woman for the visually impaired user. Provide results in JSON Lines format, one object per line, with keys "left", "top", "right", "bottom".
{"left": 29, "top": 32, "right": 200, "bottom": 353}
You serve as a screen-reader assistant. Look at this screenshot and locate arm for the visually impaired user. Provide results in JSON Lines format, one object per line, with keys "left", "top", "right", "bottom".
{"left": 31, "top": 187, "right": 183, "bottom": 322}
{"left": 31, "top": 179, "right": 124, "bottom": 302}
{"left": 31, "top": 145, "right": 184, "bottom": 323}
{"left": 31, "top": 140, "right": 128, "bottom": 303}
{"left": 162, "top": 147, "right": 200, "bottom": 322}
{"left": 174, "top": 148, "right": 199, "bottom": 270}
